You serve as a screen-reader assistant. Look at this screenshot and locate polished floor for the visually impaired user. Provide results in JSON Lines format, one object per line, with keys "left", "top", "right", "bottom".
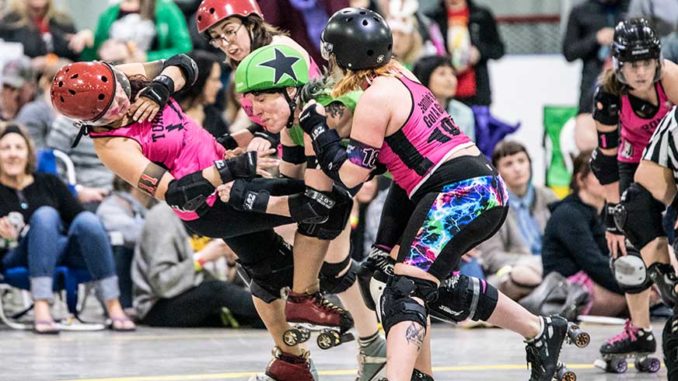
{"left": 0, "top": 318, "right": 669, "bottom": 381}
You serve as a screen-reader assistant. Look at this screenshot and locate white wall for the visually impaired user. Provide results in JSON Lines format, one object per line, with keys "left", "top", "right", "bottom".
{"left": 487, "top": 55, "right": 582, "bottom": 186}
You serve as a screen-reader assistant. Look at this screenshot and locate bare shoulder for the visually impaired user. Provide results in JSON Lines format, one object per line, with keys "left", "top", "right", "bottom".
{"left": 661, "top": 59, "right": 678, "bottom": 102}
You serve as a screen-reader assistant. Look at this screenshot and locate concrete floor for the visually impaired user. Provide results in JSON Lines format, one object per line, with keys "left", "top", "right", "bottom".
{"left": 0, "top": 320, "right": 670, "bottom": 381}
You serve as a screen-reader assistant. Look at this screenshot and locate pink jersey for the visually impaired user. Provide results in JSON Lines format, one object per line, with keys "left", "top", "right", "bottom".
{"left": 240, "top": 57, "right": 322, "bottom": 125}
{"left": 618, "top": 82, "right": 673, "bottom": 163}
{"left": 89, "top": 100, "right": 225, "bottom": 221}
{"left": 379, "top": 74, "right": 473, "bottom": 197}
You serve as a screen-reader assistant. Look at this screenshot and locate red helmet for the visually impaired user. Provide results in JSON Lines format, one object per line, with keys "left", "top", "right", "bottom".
{"left": 196, "top": 0, "right": 263, "bottom": 34}
{"left": 51, "top": 62, "right": 117, "bottom": 122}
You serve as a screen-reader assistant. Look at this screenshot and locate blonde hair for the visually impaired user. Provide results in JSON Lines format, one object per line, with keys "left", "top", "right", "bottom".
{"left": 7, "top": 0, "right": 71, "bottom": 28}
{"left": 393, "top": 17, "right": 423, "bottom": 67}
{"left": 599, "top": 67, "right": 625, "bottom": 96}
{"left": 331, "top": 59, "right": 406, "bottom": 98}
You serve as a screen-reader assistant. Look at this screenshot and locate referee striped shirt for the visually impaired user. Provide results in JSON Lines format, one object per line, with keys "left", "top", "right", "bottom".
{"left": 643, "top": 106, "right": 678, "bottom": 183}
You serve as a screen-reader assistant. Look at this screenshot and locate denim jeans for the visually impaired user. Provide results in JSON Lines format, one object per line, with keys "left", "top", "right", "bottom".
{"left": 459, "top": 257, "right": 486, "bottom": 280}
{"left": 2, "top": 206, "right": 119, "bottom": 302}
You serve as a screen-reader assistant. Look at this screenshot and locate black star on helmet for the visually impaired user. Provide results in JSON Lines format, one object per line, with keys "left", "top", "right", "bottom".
{"left": 258, "top": 48, "right": 300, "bottom": 84}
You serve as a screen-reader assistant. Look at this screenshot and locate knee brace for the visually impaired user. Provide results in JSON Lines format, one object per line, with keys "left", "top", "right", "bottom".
{"left": 611, "top": 248, "right": 652, "bottom": 294}
{"left": 298, "top": 187, "right": 352, "bottom": 240}
{"left": 429, "top": 274, "right": 499, "bottom": 323}
{"left": 648, "top": 263, "right": 678, "bottom": 307}
{"left": 379, "top": 275, "right": 436, "bottom": 337}
{"left": 357, "top": 246, "right": 395, "bottom": 311}
{"left": 237, "top": 241, "right": 294, "bottom": 303}
{"left": 319, "top": 255, "right": 358, "bottom": 294}
{"left": 614, "top": 183, "right": 666, "bottom": 249}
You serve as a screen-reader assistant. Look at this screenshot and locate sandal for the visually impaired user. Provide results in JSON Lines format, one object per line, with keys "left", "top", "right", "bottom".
{"left": 108, "top": 317, "right": 136, "bottom": 332}
{"left": 33, "top": 319, "right": 61, "bottom": 335}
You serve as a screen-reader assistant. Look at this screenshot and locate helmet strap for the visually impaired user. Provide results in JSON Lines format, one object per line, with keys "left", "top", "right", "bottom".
{"left": 282, "top": 88, "right": 301, "bottom": 129}
{"left": 71, "top": 122, "right": 90, "bottom": 148}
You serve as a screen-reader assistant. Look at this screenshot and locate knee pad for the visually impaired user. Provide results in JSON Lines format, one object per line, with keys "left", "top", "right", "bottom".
{"left": 298, "top": 187, "right": 352, "bottom": 240}
{"left": 648, "top": 263, "right": 678, "bottom": 307}
{"left": 357, "top": 246, "right": 395, "bottom": 311}
{"left": 319, "top": 255, "right": 358, "bottom": 294}
{"left": 611, "top": 248, "right": 652, "bottom": 294}
{"left": 663, "top": 314, "right": 678, "bottom": 381}
{"left": 237, "top": 241, "right": 294, "bottom": 303}
{"left": 615, "top": 183, "right": 666, "bottom": 249}
{"left": 379, "top": 275, "right": 436, "bottom": 337}
{"left": 429, "top": 274, "right": 498, "bottom": 323}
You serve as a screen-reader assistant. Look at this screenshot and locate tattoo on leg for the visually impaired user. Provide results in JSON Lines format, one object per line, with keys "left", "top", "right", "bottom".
{"left": 326, "top": 102, "right": 345, "bottom": 119}
{"left": 405, "top": 322, "right": 425, "bottom": 349}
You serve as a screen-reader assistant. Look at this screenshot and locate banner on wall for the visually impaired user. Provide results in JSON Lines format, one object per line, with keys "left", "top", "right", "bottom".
{"left": 543, "top": 105, "right": 578, "bottom": 199}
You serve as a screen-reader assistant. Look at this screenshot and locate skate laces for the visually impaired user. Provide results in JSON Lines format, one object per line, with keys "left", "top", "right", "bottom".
{"left": 312, "top": 292, "right": 344, "bottom": 313}
{"left": 608, "top": 320, "right": 638, "bottom": 345}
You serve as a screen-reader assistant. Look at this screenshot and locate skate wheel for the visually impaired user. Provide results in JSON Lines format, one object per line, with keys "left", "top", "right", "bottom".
{"left": 567, "top": 325, "right": 590, "bottom": 348}
{"left": 609, "top": 358, "right": 628, "bottom": 374}
{"left": 282, "top": 329, "right": 300, "bottom": 346}
{"left": 555, "top": 365, "right": 576, "bottom": 381}
{"left": 635, "top": 357, "right": 661, "bottom": 373}
{"left": 317, "top": 332, "right": 334, "bottom": 350}
{"left": 299, "top": 327, "right": 311, "bottom": 342}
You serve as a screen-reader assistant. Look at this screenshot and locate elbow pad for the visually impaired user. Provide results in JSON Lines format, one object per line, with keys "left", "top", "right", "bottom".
{"left": 592, "top": 86, "right": 620, "bottom": 126}
{"left": 288, "top": 187, "right": 335, "bottom": 224}
{"left": 164, "top": 54, "right": 198, "bottom": 87}
{"left": 165, "top": 172, "right": 214, "bottom": 213}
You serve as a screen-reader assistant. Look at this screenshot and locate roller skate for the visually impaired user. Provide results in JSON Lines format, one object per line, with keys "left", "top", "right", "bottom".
{"left": 284, "top": 290, "right": 355, "bottom": 350}
{"left": 524, "top": 315, "right": 590, "bottom": 381}
{"left": 664, "top": 314, "right": 678, "bottom": 381}
{"left": 356, "top": 333, "right": 387, "bottom": 381}
{"left": 248, "top": 347, "right": 318, "bottom": 381}
{"left": 593, "top": 319, "right": 660, "bottom": 373}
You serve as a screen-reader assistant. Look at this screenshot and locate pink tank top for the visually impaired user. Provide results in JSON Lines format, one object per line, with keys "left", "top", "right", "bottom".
{"left": 240, "top": 57, "right": 321, "bottom": 125}
{"left": 618, "top": 82, "right": 673, "bottom": 163}
{"left": 379, "top": 74, "right": 473, "bottom": 197}
{"left": 89, "top": 100, "right": 225, "bottom": 221}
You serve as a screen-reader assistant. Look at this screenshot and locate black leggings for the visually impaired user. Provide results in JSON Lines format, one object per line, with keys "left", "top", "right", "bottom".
{"left": 141, "top": 280, "right": 262, "bottom": 327}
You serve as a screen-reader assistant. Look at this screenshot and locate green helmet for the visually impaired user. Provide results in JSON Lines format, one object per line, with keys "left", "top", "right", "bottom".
{"left": 235, "top": 45, "right": 309, "bottom": 94}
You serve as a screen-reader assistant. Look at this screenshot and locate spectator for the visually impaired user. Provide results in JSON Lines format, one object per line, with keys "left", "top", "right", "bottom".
{"left": 133, "top": 202, "right": 261, "bottom": 327}
{"left": 542, "top": 150, "right": 626, "bottom": 316}
{"left": 96, "top": 176, "right": 153, "bottom": 309}
{"left": 259, "top": 0, "right": 349, "bottom": 66}
{"left": 46, "top": 115, "right": 114, "bottom": 208}
{"left": 628, "top": 0, "right": 677, "bottom": 38}
{"left": 389, "top": 0, "right": 446, "bottom": 57}
{"left": 388, "top": 12, "right": 426, "bottom": 70}
{"left": 174, "top": 50, "right": 228, "bottom": 139}
{"left": 0, "top": 124, "right": 134, "bottom": 333}
{"left": 81, "top": 0, "right": 192, "bottom": 62}
{"left": 15, "top": 57, "right": 69, "bottom": 149}
{"left": 477, "top": 141, "right": 557, "bottom": 300}
{"left": 0, "top": 55, "right": 37, "bottom": 122}
{"left": 562, "top": 0, "right": 629, "bottom": 151}
{"left": 426, "top": 0, "right": 504, "bottom": 106}
{"left": 0, "top": 0, "right": 92, "bottom": 62}
{"left": 665, "top": 31, "right": 678, "bottom": 63}
{"left": 413, "top": 55, "right": 476, "bottom": 140}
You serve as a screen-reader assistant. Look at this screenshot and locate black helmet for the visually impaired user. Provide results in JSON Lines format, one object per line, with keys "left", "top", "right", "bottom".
{"left": 612, "top": 18, "right": 662, "bottom": 83}
{"left": 321, "top": 8, "right": 393, "bottom": 71}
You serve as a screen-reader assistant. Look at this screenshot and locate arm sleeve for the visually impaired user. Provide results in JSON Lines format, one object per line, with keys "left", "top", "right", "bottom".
{"left": 139, "top": 206, "right": 198, "bottom": 298}
{"left": 552, "top": 207, "right": 621, "bottom": 292}
{"left": 562, "top": 9, "right": 600, "bottom": 62}
{"left": 146, "top": 1, "right": 193, "bottom": 61}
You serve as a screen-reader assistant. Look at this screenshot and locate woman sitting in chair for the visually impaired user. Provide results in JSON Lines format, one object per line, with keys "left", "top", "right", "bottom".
{"left": 0, "top": 124, "right": 134, "bottom": 334}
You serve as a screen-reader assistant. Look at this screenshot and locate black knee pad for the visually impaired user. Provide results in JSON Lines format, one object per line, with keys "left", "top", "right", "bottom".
{"left": 412, "top": 369, "right": 434, "bottom": 381}
{"left": 379, "top": 275, "right": 436, "bottom": 337}
{"left": 648, "top": 263, "right": 678, "bottom": 307}
{"left": 237, "top": 240, "right": 294, "bottom": 303}
{"left": 298, "top": 187, "right": 352, "bottom": 240}
{"left": 429, "top": 274, "right": 498, "bottom": 323}
{"left": 319, "top": 255, "right": 358, "bottom": 294}
{"left": 357, "top": 246, "right": 395, "bottom": 311}
{"left": 663, "top": 314, "right": 678, "bottom": 381}
{"left": 615, "top": 183, "right": 666, "bottom": 249}
{"left": 611, "top": 247, "right": 652, "bottom": 294}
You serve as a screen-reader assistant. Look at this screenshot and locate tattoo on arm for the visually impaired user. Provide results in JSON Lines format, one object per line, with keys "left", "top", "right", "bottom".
{"left": 405, "top": 322, "right": 425, "bottom": 350}
{"left": 326, "top": 103, "right": 346, "bottom": 119}
{"left": 137, "top": 162, "right": 167, "bottom": 197}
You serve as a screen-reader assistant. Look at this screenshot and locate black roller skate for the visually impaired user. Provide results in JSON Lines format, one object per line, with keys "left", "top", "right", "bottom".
{"left": 593, "top": 319, "right": 661, "bottom": 374}
{"left": 248, "top": 347, "right": 318, "bottom": 381}
{"left": 284, "top": 290, "right": 354, "bottom": 350}
{"left": 664, "top": 314, "right": 678, "bottom": 381}
{"left": 524, "top": 315, "right": 590, "bottom": 381}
